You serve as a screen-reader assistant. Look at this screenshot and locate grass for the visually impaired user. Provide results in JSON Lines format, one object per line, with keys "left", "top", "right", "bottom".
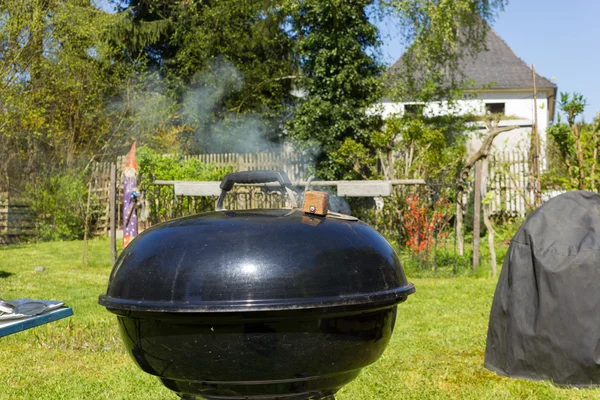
{"left": 0, "top": 238, "right": 599, "bottom": 399}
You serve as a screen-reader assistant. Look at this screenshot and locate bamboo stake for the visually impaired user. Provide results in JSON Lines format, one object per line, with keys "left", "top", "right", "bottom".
{"left": 81, "top": 179, "right": 93, "bottom": 266}
{"left": 481, "top": 158, "right": 496, "bottom": 277}
{"left": 531, "top": 64, "right": 542, "bottom": 207}
{"left": 472, "top": 160, "right": 482, "bottom": 271}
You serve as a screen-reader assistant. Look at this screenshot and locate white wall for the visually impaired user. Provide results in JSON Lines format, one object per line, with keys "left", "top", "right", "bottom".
{"left": 378, "top": 90, "right": 552, "bottom": 154}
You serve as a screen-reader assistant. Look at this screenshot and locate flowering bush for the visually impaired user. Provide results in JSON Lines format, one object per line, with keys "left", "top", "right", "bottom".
{"left": 403, "top": 193, "right": 452, "bottom": 262}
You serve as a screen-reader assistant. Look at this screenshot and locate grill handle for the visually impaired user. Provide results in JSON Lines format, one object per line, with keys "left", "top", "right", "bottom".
{"left": 217, "top": 170, "right": 293, "bottom": 211}
{"left": 219, "top": 170, "right": 291, "bottom": 191}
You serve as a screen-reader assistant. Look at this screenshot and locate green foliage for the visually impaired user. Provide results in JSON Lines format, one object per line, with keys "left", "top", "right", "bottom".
{"left": 384, "top": 0, "right": 508, "bottom": 102}
{"left": 376, "top": 0, "right": 505, "bottom": 191}
{"left": 402, "top": 247, "right": 473, "bottom": 278}
{"left": 0, "top": 0, "right": 510, "bottom": 237}
{"left": 330, "top": 138, "right": 378, "bottom": 180}
{"left": 352, "top": 185, "right": 457, "bottom": 262}
{"left": 113, "top": 0, "right": 297, "bottom": 147}
{"left": 393, "top": 114, "right": 467, "bottom": 180}
{"left": 25, "top": 170, "right": 91, "bottom": 241}
{"left": 559, "top": 92, "right": 587, "bottom": 125}
{"left": 0, "top": 0, "right": 509, "bottom": 191}
{"left": 137, "top": 146, "right": 231, "bottom": 182}
{"left": 0, "top": 0, "right": 129, "bottom": 187}
{"left": 286, "top": 0, "right": 384, "bottom": 179}
{"left": 490, "top": 215, "right": 525, "bottom": 243}
{"left": 545, "top": 92, "right": 599, "bottom": 191}
{"left": 137, "top": 146, "right": 233, "bottom": 223}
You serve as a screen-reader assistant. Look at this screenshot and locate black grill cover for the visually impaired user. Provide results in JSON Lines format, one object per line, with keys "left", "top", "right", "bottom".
{"left": 485, "top": 191, "right": 600, "bottom": 387}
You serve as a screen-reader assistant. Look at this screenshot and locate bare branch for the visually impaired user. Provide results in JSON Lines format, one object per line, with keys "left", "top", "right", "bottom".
{"left": 459, "top": 122, "right": 520, "bottom": 181}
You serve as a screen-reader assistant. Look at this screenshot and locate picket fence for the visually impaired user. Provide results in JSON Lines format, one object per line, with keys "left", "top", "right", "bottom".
{"left": 0, "top": 150, "right": 549, "bottom": 242}
{"left": 180, "top": 152, "right": 311, "bottom": 181}
{"left": 0, "top": 193, "right": 35, "bottom": 243}
{"left": 488, "top": 151, "right": 542, "bottom": 218}
{"left": 89, "top": 152, "right": 311, "bottom": 234}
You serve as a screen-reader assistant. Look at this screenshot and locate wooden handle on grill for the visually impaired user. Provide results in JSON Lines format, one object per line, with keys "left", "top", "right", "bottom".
{"left": 302, "top": 191, "right": 329, "bottom": 216}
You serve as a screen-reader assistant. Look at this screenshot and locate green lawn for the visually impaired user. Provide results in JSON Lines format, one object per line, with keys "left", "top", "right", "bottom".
{"left": 0, "top": 239, "right": 598, "bottom": 399}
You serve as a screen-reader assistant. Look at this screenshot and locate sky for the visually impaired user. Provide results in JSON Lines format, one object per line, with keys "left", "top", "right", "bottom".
{"left": 377, "top": 0, "right": 600, "bottom": 123}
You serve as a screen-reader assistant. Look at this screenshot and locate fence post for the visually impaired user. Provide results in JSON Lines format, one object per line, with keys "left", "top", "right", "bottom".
{"left": 472, "top": 160, "right": 482, "bottom": 271}
{"left": 81, "top": 179, "right": 93, "bottom": 266}
{"left": 110, "top": 162, "right": 117, "bottom": 264}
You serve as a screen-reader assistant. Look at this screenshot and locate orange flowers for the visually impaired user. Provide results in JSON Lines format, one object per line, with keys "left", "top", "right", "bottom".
{"left": 403, "top": 194, "right": 450, "bottom": 261}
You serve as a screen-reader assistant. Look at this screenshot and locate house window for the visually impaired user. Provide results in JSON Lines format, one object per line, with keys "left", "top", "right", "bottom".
{"left": 486, "top": 103, "right": 505, "bottom": 115}
{"left": 404, "top": 104, "right": 425, "bottom": 116}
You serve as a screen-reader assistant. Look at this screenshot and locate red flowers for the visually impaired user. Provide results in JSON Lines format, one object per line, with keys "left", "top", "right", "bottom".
{"left": 403, "top": 194, "right": 450, "bottom": 261}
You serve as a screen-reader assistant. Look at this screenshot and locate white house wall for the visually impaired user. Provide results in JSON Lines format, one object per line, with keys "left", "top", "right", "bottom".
{"left": 378, "top": 90, "right": 551, "bottom": 154}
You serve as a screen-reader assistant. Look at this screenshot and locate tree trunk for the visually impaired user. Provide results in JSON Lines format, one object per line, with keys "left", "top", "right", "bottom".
{"left": 574, "top": 125, "right": 586, "bottom": 190}
{"left": 81, "top": 179, "right": 93, "bottom": 266}
{"left": 483, "top": 205, "right": 496, "bottom": 277}
{"left": 388, "top": 148, "right": 394, "bottom": 180}
{"left": 592, "top": 133, "right": 598, "bottom": 192}
{"left": 29, "top": 1, "right": 47, "bottom": 92}
{"left": 592, "top": 115, "right": 600, "bottom": 191}
{"left": 481, "top": 158, "right": 496, "bottom": 277}
{"left": 405, "top": 142, "right": 414, "bottom": 177}
{"left": 455, "top": 117, "right": 519, "bottom": 261}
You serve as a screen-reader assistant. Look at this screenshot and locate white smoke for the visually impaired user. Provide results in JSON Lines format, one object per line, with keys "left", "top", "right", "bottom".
{"left": 182, "top": 58, "right": 281, "bottom": 153}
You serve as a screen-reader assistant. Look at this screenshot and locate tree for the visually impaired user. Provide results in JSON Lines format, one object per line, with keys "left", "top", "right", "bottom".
{"left": 111, "top": 0, "right": 297, "bottom": 149}
{"left": 384, "top": 0, "right": 508, "bottom": 102}
{"left": 286, "top": 0, "right": 384, "bottom": 179}
{"left": 0, "top": 1, "right": 127, "bottom": 188}
{"left": 0, "top": 1, "right": 132, "bottom": 240}
{"left": 375, "top": 1, "right": 510, "bottom": 262}
{"left": 286, "top": 0, "right": 507, "bottom": 179}
{"left": 455, "top": 114, "right": 518, "bottom": 260}
{"left": 546, "top": 93, "right": 600, "bottom": 191}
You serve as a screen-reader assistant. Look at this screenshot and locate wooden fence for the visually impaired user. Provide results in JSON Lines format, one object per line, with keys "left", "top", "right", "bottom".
{"left": 180, "top": 152, "right": 311, "bottom": 181}
{"left": 90, "top": 161, "right": 124, "bottom": 235}
{"left": 0, "top": 150, "right": 557, "bottom": 242}
{"left": 488, "top": 151, "right": 536, "bottom": 218}
{"left": 0, "top": 192, "right": 35, "bottom": 244}
{"left": 90, "top": 152, "right": 310, "bottom": 234}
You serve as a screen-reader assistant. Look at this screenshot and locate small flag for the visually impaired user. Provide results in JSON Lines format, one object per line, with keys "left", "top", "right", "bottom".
{"left": 123, "top": 142, "right": 139, "bottom": 247}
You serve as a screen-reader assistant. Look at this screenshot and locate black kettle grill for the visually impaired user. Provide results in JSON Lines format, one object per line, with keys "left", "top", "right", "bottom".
{"left": 99, "top": 170, "right": 415, "bottom": 400}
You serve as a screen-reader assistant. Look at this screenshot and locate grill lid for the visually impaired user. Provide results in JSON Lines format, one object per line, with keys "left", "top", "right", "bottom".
{"left": 99, "top": 171, "right": 414, "bottom": 313}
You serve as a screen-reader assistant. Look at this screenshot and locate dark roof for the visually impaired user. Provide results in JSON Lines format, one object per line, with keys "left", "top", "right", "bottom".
{"left": 390, "top": 28, "right": 556, "bottom": 90}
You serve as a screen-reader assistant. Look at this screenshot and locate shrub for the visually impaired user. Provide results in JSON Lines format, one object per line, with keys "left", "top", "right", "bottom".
{"left": 26, "top": 170, "right": 92, "bottom": 241}
{"left": 402, "top": 193, "right": 452, "bottom": 264}
{"left": 137, "top": 146, "right": 233, "bottom": 223}
{"left": 137, "top": 146, "right": 232, "bottom": 182}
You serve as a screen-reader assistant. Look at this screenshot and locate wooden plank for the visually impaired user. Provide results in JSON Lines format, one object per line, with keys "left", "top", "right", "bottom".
{"left": 473, "top": 160, "right": 482, "bottom": 271}
{"left": 337, "top": 182, "right": 393, "bottom": 197}
{"left": 155, "top": 179, "right": 425, "bottom": 187}
{"left": 174, "top": 182, "right": 221, "bottom": 197}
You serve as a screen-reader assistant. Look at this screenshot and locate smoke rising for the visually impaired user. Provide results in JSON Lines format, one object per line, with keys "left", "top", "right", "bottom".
{"left": 114, "top": 58, "right": 287, "bottom": 154}
{"left": 182, "top": 58, "right": 281, "bottom": 153}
